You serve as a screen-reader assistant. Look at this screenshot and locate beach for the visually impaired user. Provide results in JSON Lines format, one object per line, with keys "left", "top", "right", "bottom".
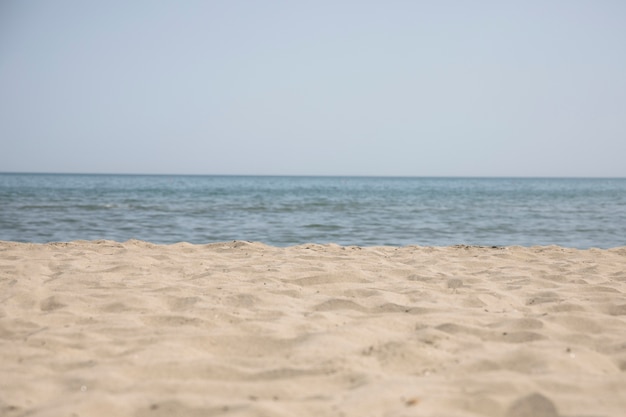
{"left": 1, "top": 240, "right": 625, "bottom": 417}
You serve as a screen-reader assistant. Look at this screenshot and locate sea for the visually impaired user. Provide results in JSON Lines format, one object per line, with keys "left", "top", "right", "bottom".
{"left": 1, "top": 173, "right": 625, "bottom": 248}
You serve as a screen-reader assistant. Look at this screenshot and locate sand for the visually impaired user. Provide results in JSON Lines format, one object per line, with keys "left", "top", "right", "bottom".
{"left": 1, "top": 240, "right": 625, "bottom": 417}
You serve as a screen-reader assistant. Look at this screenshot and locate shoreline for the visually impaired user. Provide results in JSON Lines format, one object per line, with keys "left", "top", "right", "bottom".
{"left": 2, "top": 238, "right": 626, "bottom": 250}
{"left": 2, "top": 240, "right": 625, "bottom": 416}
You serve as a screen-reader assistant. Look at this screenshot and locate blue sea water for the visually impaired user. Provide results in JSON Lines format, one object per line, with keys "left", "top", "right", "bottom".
{"left": 1, "top": 173, "right": 625, "bottom": 248}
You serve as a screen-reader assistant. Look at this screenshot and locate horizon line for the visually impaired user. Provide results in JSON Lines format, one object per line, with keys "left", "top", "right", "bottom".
{"left": 1, "top": 171, "right": 625, "bottom": 180}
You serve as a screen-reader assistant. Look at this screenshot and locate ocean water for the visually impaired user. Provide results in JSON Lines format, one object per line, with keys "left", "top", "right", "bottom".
{"left": 1, "top": 173, "right": 625, "bottom": 248}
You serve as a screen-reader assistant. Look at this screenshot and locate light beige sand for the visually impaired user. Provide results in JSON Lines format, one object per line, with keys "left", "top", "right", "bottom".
{"left": 1, "top": 240, "right": 625, "bottom": 417}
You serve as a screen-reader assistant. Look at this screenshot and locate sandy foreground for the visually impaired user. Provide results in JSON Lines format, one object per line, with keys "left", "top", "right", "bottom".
{"left": 1, "top": 240, "right": 625, "bottom": 417}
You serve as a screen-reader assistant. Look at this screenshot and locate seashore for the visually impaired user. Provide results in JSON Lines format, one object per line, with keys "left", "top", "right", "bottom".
{"left": 1, "top": 240, "right": 625, "bottom": 416}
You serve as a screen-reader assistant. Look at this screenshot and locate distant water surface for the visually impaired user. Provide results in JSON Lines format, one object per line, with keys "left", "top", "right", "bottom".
{"left": 1, "top": 174, "right": 625, "bottom": 248}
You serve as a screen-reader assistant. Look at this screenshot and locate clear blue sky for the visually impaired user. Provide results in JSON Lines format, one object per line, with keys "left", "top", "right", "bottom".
{"left": 1, "top": 0, "right": 625, "bottom": 176}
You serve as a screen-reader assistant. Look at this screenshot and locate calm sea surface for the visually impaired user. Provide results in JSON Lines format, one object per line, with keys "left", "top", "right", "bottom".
{"left": 1, "top": 174, "right": 625, "bottom": 248}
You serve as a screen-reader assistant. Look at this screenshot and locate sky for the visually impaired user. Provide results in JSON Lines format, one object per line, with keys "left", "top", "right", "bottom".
{"left": 1, "top": 1, "right": 625, "bottom": 177}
